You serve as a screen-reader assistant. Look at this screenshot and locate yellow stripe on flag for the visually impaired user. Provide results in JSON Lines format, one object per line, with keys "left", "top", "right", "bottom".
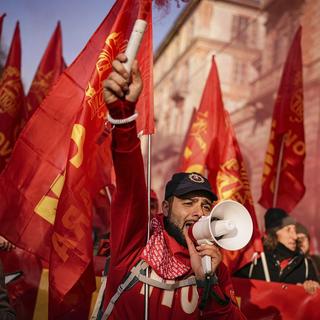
{"left": 33, "top": 268, "right": 49, "bottom": 320}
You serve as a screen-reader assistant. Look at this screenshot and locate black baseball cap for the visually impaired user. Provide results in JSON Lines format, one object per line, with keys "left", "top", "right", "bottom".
{"left": 165, "top": 172, "right": 218, "bottom": 202}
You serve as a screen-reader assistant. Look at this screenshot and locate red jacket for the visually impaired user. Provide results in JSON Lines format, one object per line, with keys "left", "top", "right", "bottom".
{"left": 103, "top": 118, "right": 245, "bottom": 320}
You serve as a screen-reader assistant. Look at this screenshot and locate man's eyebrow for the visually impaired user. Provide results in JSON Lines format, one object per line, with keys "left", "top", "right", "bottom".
{"left": 191, "top": 197, "right": 212, "bottom": 205}
{"left": 180, "top": 196, "right": 212, "bottom": 205}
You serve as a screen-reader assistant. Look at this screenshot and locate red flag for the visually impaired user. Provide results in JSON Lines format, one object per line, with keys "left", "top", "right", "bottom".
{"left": 0, "top": 248, "right": 42, "bottom": 320}
{"left": 176, "top": 107, "right": 196, "bottom": 171}
{"left": 205, "top": 57, "right": 262, "bottom": 273}
{"left": 136, "top": 1, "right": 154, "bottom": 135}
{"left": 178, "top": 64, "right": 218, "bottom": 174}
{"left": 0, "top": 1, "right": 153, "bottom": 318}
{"left": 259, "top": 27, "right": 305, "bottom": 212}
{"left": 233, "top": 277, "right": 320, "bottom": 319}
{"left": 26, "top": 21, "right": 65, "bottom": 119}
{"left": 50, "top": 2, "right": 153, "bottom": 316}
{"left": 0, "top": 22, "right": 25, "bottom": 172}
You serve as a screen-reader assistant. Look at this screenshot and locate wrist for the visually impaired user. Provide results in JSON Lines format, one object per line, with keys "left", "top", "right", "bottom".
{"left": 107, "top": 112, "right": 138, "bottom": 125}
{"left": 196, "top": 273, "right": 218, "bottom": 288}
{"left": 106, "top": 100, "right": 136, "bottom": 119}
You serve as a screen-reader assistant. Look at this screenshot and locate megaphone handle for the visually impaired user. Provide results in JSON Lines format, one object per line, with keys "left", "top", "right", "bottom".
{"left": 201, "top": 255, "right": 212, "bottom": 275}
{"left": 123, "top": 19, "right": 147, "bottom": 73}
{"left": 197, "top": 239, "right": 213, "bottom": 275}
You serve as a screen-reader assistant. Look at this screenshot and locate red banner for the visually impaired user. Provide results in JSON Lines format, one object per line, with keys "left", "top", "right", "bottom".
{"left": 0, "top": 248, "right": 42, "bottom": 320}
{"left": 205, "top": 57, "right": 262, "bottom": 273}
{"left": 50, "top": 2, "right": 153, "bottom": 317}
{"left": 233, "top": 277, "right": 320, "bottom": 319}
{"left": 0, "top": 22, "right": 25, "bottom": 172}
{"left": 26, "top": 22, "right": 65, "bottom": 120}
{"left": 259, "top": 26, "right": 305, "bottom": 212}
{"left": 0, "top": 251, "right": 108, "bottom": 320}
{"left": 136, "top": 0, "right": 154, "bottom": 135}
{"left": 0, "top": 1, "right": 153, "bottom": 318}
{"left": 177, "top": 107, "right": 196, "bottom": 171}
{"left": 178, "top": 60, "right": 221, "bottom": 174}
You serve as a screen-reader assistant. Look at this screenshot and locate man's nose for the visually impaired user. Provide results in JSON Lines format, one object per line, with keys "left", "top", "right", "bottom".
{"left": 192, "top": 204, "right": 205, "bottom": 218}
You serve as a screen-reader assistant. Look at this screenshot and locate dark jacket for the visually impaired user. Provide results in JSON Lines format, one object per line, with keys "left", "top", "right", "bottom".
{"left": 310, "top": 254, "right": 320, "bottom": 279}
{"left": 235, "top": 243, "right": 319, "bottom": 284}
{"left": 0, "top": 260, "right": 16, "bottom": 320}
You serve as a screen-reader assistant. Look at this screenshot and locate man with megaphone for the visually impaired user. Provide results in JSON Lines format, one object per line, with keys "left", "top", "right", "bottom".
{"left": 100, "top": 54, "right": 246, "bottom": 319}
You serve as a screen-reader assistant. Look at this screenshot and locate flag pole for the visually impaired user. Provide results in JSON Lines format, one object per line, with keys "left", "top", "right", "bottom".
{"left": 267, "top": 135, "right": 285, "bottom": 280}
{"left": 264, "top": 134, "right": 286, "bottom": 283}
{"left": 90, "top": 185, "right": 112, "bottom": 320}
{"left": 144, "top": 133, "right": 152, "bottom": 320}
{"left": 273, "top": 136, "right": 285, "bottom": 207}
{"left": 122, "top": 17, "right": 149, "bottom": 320}
{"left": 105, "top": 185, "right": 112, "bottom": 203}
{"left": 260, "top": 251, "right": 271, "bottom": 282}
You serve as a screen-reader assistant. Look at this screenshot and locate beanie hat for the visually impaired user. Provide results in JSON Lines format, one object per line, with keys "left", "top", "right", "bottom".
{"left": 264, "top": 208, "right": 296, "bottom": 232}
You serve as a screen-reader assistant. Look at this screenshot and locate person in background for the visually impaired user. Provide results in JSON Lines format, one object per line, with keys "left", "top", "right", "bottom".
{"left": 0, "top": 237, "right": 14, "bottom": 252}
{"left": 296, "top": 222, "right": 320, "bottom": 279}
{"left": 235, "top": 208, "right": 319, "bottom": 295}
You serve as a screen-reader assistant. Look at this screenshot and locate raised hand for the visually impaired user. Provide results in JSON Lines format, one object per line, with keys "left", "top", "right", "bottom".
{"left": 0, "top": 236, "right": 15, "bottom": 251}
{"left": 103, "top": 53, "right": 143, "bottom": 104}
{"left": 302, "top": 280, "right": 320, "bottom": 295}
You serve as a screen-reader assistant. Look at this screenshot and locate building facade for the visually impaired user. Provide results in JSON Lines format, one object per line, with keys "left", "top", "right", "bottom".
{"left": 150, "top": 0, "right": 264, "bottom": 198}
{"left": 149, "top": 0, "right": 320, "bottom": 250}
{"left": 232, "top": 0, "right": 320, "bottom": 249}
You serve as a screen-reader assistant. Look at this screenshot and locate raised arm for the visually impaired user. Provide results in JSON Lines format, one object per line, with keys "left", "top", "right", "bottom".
{"left": 103, "top": 54, "right": 148, "bottom": 267}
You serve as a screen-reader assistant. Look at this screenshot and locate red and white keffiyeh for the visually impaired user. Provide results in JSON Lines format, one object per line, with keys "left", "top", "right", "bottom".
{"left": 141, "top": 217, "right": 191, "bottom": 279}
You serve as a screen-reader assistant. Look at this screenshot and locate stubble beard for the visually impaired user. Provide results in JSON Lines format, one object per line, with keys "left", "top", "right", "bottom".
{"left": 163, "top": 216, "right": 187, "bottom": 248}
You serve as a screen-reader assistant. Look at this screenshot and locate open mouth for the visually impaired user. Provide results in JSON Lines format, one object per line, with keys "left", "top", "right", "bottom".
{"left": 184, "top": 221, "right": 196, "bottom": 230}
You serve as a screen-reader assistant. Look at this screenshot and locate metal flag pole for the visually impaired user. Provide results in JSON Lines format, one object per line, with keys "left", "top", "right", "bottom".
{"left": 261, "top": 135, "right": 286, "bottom": 282}
{"left": 144, "top": 133, "right": 152, "bottom": 320}
{"left": 90, "top": 186, "right": 111, "bottom": 319}
{"left": 121, "top": 15, "right": 150, "bottom": 320}
{"left": 273, "top": 136, "right": 285, "bottom": 207}
{"left": 260, "top": 251, "right": 271, "bottom": 282}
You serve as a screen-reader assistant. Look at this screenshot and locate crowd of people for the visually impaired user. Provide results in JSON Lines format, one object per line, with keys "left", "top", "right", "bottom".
{"left": 0, "top": 54, "right": 319, "bottom": 319}
{"left": 95, "top": 54, "right": 320, "bottom": 319}
{"left": 235, "top": 208, "right": 320, "bottom": 294}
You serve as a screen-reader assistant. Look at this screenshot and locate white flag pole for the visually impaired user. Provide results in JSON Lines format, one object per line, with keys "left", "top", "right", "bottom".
{"left": 273, "top": 136, "right": 285, "bottom": 207}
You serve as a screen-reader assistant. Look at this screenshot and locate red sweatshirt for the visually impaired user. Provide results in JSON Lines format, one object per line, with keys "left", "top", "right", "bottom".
{"left": 103, "top": 120, "right": 246, "bottom": 320}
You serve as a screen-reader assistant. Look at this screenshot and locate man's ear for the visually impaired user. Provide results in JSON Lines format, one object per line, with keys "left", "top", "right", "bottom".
{"left": 162, "top": 200, "right": 169, "bottom": 217}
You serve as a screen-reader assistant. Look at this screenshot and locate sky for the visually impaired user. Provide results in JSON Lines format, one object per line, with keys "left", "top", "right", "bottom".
{"left": 0, "top": 0, "right": 187, "bottom": 91}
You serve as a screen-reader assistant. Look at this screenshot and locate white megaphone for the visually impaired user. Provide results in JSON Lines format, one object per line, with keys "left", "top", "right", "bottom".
{"left": 188, "top": 200, "right": 253, "bottom": 275}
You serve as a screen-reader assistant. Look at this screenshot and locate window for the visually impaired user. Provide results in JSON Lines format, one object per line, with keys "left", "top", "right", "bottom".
{"left": 233, "top": 60, "right": 247, "bottom": 85}
{"left": 232, "top": 15, "right": 250, "bottom": 44}
{"left": 231, "top": 15, "right": 258, "bottom": 48}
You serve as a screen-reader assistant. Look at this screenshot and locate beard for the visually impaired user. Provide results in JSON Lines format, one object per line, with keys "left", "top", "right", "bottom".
{"left": 164, "top": 216, "right": 187, "bottom": 248}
